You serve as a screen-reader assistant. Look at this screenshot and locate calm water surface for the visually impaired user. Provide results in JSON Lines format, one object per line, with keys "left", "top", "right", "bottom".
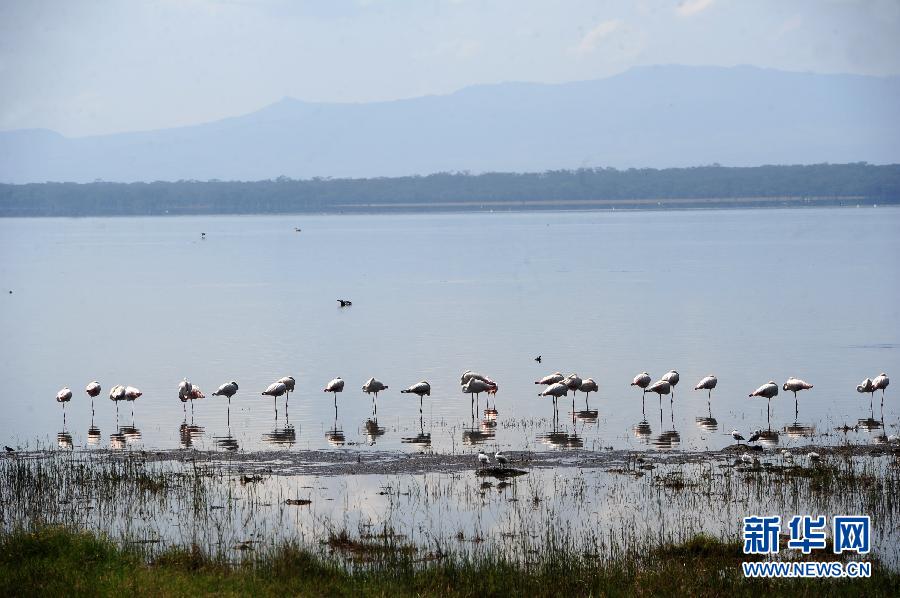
{"left": 1, "top": 207, "right": 897, "bottom": 453}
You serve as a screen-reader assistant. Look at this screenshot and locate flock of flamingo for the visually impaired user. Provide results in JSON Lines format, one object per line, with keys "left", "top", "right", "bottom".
{"left": 53, "top": 370, "right": 890, "bottom": 427}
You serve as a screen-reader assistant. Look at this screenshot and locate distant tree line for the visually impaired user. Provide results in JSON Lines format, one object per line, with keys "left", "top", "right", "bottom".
{"left": 1, "top": 163, "right": 898, "bottom": 217}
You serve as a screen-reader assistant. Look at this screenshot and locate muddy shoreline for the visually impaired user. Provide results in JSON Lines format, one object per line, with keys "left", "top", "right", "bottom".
{"left": 12, "top": 443, "right": 896, "bottom": 478}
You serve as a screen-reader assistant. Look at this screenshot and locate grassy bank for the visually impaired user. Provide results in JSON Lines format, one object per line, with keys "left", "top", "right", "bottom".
{"left": 2, "top": 528, "right": 898, "bottom": 597}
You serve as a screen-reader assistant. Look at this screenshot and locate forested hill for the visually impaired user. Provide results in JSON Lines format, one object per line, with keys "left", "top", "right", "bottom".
{"left": 1, "top": 163, "right": 898, "bottom": 217}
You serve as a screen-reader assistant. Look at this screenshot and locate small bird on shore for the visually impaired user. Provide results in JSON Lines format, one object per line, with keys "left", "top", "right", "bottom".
{"left": 808, "top": 452, "right": 821, "bottom": 462}
{"left": 783, "top": 377, "right": 813, "bottom": 399}
{"left": 495, "top": 451, "right": 508, "bottom": 468}
{"left": 731, "top": 430, "right": 745, "bottom": 444}
{"left": 740, "top": 453, "right": 753, "bottom": 464}
{"left": 694, "top": 375, "right": 717, "bottom": 400}
{"left": 337, "top": 299, "right": 352, "bottom": 307}
{"left": 535, "top": 372, "right": 564, "bottom": 385}
{"left": 477, "top": 451, "right": 490, "bottom": 467}
{"left": 4, "top": 446, "right": 14, "bottom": 453}
{"left": 748, "top": 430, "right": 762, "bottom": 443}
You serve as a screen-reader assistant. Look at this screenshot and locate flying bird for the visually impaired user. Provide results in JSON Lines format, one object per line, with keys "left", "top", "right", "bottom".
{"left": 535, "top": 372, "right": 564, "bottom": 386}
{"left": 337, "top": 299, "right": 352, "bottom": 307}
{"left": 534, "top": 355, "right": 542, "bottom": 363}
{"left": 782, "top": 377, "right": 813, "bottom": 399}
{"left": 693, "top": 375, "right": 718, "bottom": 400}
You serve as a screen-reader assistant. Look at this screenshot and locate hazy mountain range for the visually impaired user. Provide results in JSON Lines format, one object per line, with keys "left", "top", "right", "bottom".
{"left": 2, "top": 65, "right": 899, "bottom": 184}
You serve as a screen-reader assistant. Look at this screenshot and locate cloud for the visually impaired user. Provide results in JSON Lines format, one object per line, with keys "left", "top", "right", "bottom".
{"left": 676, "top": 0, "right": 715, "bottom": 17}
{"left": 574, "top": 19, "right": 623, "bottom": 55}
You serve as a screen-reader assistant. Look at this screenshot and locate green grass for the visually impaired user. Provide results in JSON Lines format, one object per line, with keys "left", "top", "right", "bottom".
{"left": 2, "top": 528, "right": 899, "bottom": 597}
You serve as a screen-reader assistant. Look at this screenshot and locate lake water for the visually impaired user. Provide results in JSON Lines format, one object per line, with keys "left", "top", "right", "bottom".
{"left": 1, "top": 207, "right": 897, "bottom": 454}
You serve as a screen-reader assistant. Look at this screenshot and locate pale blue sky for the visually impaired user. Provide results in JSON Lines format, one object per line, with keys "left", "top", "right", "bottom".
{"left": 1, "top": 0, "right": 898, "bottom": 136}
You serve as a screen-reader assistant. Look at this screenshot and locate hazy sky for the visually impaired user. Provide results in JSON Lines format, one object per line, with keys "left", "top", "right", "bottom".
{"left": 2, "top": 0, "right": 899, "bottom": 137}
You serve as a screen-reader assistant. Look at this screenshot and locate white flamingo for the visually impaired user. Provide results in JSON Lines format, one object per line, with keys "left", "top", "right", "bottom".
{"left": 278, "top": 376, "right": 296, "bottom": 403}
{"left": 212, "top": 381, "right": 239, "bottom": 404}
{"left": 109, "top": 384, "right": 126, "bottom": 418}
{"left": 56, "top": 387, "right": 72, "bottom": 423}
{"left": 873, "top": 373, "right": 890, "bottom": 405}
{"left": 324, "top": 377, "right": 345, "bottom": 406}
{"left": 460, "top": 370, "right": 493, "bottom": 385}
{"left": 857, "top": 377, "right": 875, "bottom": 398}
{"left": 463, "top": 378, "right": 495, "bottom": 402}
{"left": 783, "top": 377, "right": 813, "bottom": 399}
{"left": 85, "top": 381, "right": 101, "bottom": 416}
{"left": 535, "top": 372, "right": 564, "bottom": 386}
{"left": 402, "top": 380, "right": 431, "bottom": 413}
{"left": 562, "top": 373, "right": 582, "bottom": 396}
{"left": 631, "top": 372, "right": 651, "bottom": 395}
{"left": 662, "top": 370, "right": 680, "bottom": 399}
{"left": 362, "top": 377, "right": 388, "bottom": 397}
{"left": 262, "top": 381, "right": 287, "bottom": 418}
{"left": 694, "top": 375, "right": 718, "bottom": 401}
{"left": 124, "top": 386, "right": 142, "bottom": 418}
{"left": 646, "top": 379, "right": 671, "bottom": 402}
{"left": 749, "top": 380, "right": 779, "bottom": 422}
{"left": 578, "top": 378, "right": 598, "bottom": 400}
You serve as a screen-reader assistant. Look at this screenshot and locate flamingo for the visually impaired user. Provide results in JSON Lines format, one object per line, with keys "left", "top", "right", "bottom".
{"left": 562, "top": 373, "right": 582, "bottom": 396}
{"left": 324, "top": 377, "right": 345, "bottom": 406}
{"left": 749, "top": 380, "right": 779, "bottom": 422}
{"left": 782, "top": 377, "right": 813, "bottom": 399}
{"left": 212, "top": 381, "right": 238, "bottom": 404}
{"left": 402, "top": 380, "right": 431, "bottom": 415}
{"left": 495, "top": 450, "right": 508, "bottom": 468}
{"left": 124, "top": 386, "right": 142, "bottom": 417}
{"left": 56, "top": 387, "right": 72, "bottom": 423}
{"left": 661, "top": 370, "right": 680, "bottom": 399}
{"left": 873, "top": 373, "right": 890, "bottom": 405}
{"left": 578, "top": 378, "right": 598, "bottom": 400}
{"left": 646, "top": 379, "right": 671, "bottom": 402}
{"left": 694, "top": 375, "right": 717, "bottom": 401}
{"left": 362, "top": 378, "right": 388, "bottom": 414}
{"left": 262, "top": 381, "right": 288, "bottom": 416}
{"left": 631, "top": 372, "right": 651, "bottom": 395}
{"left": 461, "top": 370, "right": 493, "bottom": 386}
{"left": 857, "top": 377, "right": 875, "bottom": 401}
{"left": 463, "top": 378, "right": 495, "bottom": 404}
{"left": 85, "top": 381, "right": 101, "bottom": 417}
{"left": 477, "top": 451, "right": 490, "bottom": 468}
{"left": 277, "top": 376, "right": 295, "bottom": 402}
{"left": 535, "top": 372, "right": 564, "bottom": 385}
{"left": 109, "top": 384, "right": 126, "bottom": 418}
{"left": 212, "top": 381, "right": 238, "bottom": 425}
